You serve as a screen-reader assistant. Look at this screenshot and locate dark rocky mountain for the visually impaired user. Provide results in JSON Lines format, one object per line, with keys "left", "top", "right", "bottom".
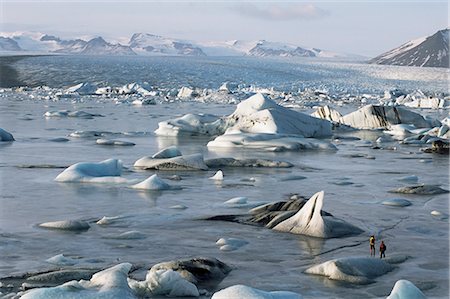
{"left": 370, "top": 29, "right": 449, "bottom": 68}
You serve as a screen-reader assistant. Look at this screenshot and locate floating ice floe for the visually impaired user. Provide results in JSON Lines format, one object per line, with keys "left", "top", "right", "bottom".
{"left": 339, "top": 105, "right": 436, "bottom": 130}
{"left": 386, "top": 279, "right": 426, "bottom": 299}
{"left": 216, "top": 237, "right": 248, "bottom": 251}
{"left": 273, "top": 191, "right": 363, "bottom": 238}
{"left": 96, "top": 139, "right": 135, "bottom": 146}
{"left": 152, "top": 146, "right": 182, "bottom": 159}
{"left": 305, "top": 256, "right": 398, "bottom": 284}
{"left": 96, "top": 215, "right": 125, "bottom": 225}
{"left": 20, "top": 263, "right": 135, "bottom": 299}
{"left": 224, "top": 197, "right": 248, "bottom": 206}
{"left": 395, "top": 90, "right": 450, "bottom": 109}
{"left": 132, "top": 98, "right": 156, "bottom": 105}
{"left": 205, "top": 157, "right": 293, "bottom": 168}
{"left": 397, "top": 175, "right": 419, "bottom": 183}
{"left": 0, "top": 128, "right": 14, "bottom": 141}
{"left": 55, "top": 159, "right": 127, "bottom": 183}
{"left": 134, "top": 153, "right": 208, "bottom": 170}
{"left": 155, "top": 113, "right": 226, "bottom": 136}
{"left": 38, "top": 220, "right": 90, "bottom": 231}
{"left": 131, "top": 174, "right": 179, "bottom": 191}
{"left": 209, "top": 170, "right": 224, "bottom": 180}
{"left": 44, "top": 110, "right": 103, "bottom": 119}
{"left": 211, "top": 284, "right": 302, "bottom": 299}
{"left": 177, "top": 86, "right": 199, "bottom": 99}
{"left": 207, "top": 133, "right": 337, "bottom": 152}
{"left": 382, "top": 198, "right": 412, "bottom": 207}
{"left": 389, "top": 184, "right": 449, "bottom": 195}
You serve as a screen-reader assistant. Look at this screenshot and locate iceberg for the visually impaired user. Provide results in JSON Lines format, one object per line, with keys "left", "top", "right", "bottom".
{"left": 205, "top": 157, "right": 293, "bottom": 168}
{"left": 20, "top": 263, "right": 134, "bottom": 299}
{"left": 66, "top": 82, "right": 98, "bottom": 95}
{"left": 0, "top": 128, "right": 14, "bottom": 141}
{"left": 227, "top": 93, "right": 332, "bottom": 137}
{"left": 216, "top": 237, "right": 248, "bottom": 251}
{"left": 311, "top": 105, "right": 343, "bottom": 122}
{"left": 339, "top": 105, "right": 434, "bottom": 129}
{"left": 304, "top": 257, "right": 395, "bottom": 284}
{"left": 211, "top": 285, "right": 302, "bottom": 299}
{"left": 55, "top": 159, "right": 125, "bottom": 183}
{"left": 209, "top": 170, "right": 224, "bottom": 180}
{"left": 134, "top": 153, "right": 208, "bottom": 170}
{"left": 96, "top": 139, "right": 135, "bottom": 146}
{"left": 155, "top": 113, "right": 226, "bottom": 136}
{"left": 273, "top": 191, "right": 363, "bottom": 238}
{"left": 387, "top": 279, "right": 426, "bottom": 299}
{"left": 151, "top": 146, "right": 182, "bottom": 159}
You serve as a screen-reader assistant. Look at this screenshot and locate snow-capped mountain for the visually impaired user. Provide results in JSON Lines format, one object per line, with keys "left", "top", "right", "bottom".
{"left": 129, "top": 33, "right": 205, "bottom": 56}
{"left": 370, "top": 29, "right": 449, "bottom": 68}
{"left": 0, "top": 31, "right": 357, "bottom": 59}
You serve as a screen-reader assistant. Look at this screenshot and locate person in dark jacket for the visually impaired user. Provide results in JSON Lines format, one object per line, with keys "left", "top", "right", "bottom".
{"left": 379, "top": 240, "right": 386, "bottom": 258}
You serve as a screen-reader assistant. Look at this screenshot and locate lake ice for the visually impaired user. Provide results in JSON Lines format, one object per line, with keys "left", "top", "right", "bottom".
{"left": 0, "top": 56, "right": 448, "bottom": 298}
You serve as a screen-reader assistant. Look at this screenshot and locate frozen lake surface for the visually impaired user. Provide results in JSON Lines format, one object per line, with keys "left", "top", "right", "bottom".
{"left": 0, "top": 56, "right": 448, "bottom": 298}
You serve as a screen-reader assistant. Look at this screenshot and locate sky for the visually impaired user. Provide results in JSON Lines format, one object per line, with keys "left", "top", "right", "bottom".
{"left": 0, "top": 0, "right": 448, "bottom": 56}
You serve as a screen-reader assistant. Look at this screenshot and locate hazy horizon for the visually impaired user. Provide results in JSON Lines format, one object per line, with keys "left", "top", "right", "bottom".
{"left": 0, "top": 1, "right": 448, "bottom": 56}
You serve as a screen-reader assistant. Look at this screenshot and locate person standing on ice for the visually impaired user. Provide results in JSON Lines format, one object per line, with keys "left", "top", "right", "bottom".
{"left": 379, "top": 240, "right": 386, "bottom": 258}
{"left": 369, "top": 235, "right": 376, "bottom": 256}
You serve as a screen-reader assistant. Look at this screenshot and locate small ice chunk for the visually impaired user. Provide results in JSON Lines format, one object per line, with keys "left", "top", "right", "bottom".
{"left": 224, "top": 197, "right": 248, "bottom": 205}
{"left": 96, "top": 216, "right": 123, "bottom": 225}
{"left": 38, "top": 220, "right": 90, "bottom": 231}
{"left": 46, "top": 254, "right": 78, "bottom": 266}
{"left": 397, "top": 175, "right": 418, "bottom": 183}
{"left": 169, "top": 205, "right": 187, "bottom": 210}
{"left": 0, "top": 128, "right": 14, "bottom": 142}
{"left": 209, "top": 170, "right": 224, "bottom": 180}
{"left": 216, "top": 237, "right": 248, "bottom": 251}
{"left": 131, "top": 174, "right": 173, "bottom": 191}
{"left": 382, "top": 198, "right": 412, "bottom": 207}
{"left": 55, "top": 159, "right": 123, "bottom": 183}
{"left": 96, "top": 139, "right": 135, "bottom": 146}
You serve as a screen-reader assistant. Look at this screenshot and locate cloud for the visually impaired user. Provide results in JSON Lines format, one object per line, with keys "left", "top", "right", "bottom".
{"left": 233, "top": 3, "right": 330, "bottom": 21}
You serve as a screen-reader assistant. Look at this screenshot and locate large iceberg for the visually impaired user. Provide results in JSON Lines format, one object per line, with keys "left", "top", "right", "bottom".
{"left": 55, "top": 159, "right": 126, "bottom": 183}
{"left": 273, "top": 191, "right": 363, "bottom": 238}
{"left": 304, "top": 257, "right": 395, "bottom": 284}
{"left": 212, "top": 284, "right": 302, "bottom": 299}
{"left": 226, "top": 93, "right": 332, "bottom": 137}
{"left": 0, "top": 128, "right": 14, "bottom": 141}
{"left": 387, "top": 279, "right": 426, "bottom": 299}
{"left": 339, "top": 105, "right": 435, "bottom": 129}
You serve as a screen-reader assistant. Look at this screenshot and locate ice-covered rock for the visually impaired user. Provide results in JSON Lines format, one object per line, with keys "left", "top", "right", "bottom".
{"left": 38, "top": 220, "right": 90, "bottom": 231}
{"left": 339, "top": 105, "right": 433, "bottom": 129}
{"left": 311, "top": 105, "right": 342, "bottom": 122}
{"left": 389, "top": 184, "right": 449, "bottom": 195}
{"left": 66, "top": 82, "right": 98, "bottom": 95}
{"left": 96, "top": 139, "right": 135, "bottom": 146}
{"left": 227, "top": 93, "right": 332, "bottom": 137}
{"left": 22, "top": 263, "right": 134, "bottom": 299}
{"left": 149, "top": 257, "right": 231, "bottom": 287}
{"left": 55, "top": 159, "right": 125, "bottom": 183}
{"left": 209, "top": 170, "right": 224, "bottom": 180}
{"left": 129, "top": 269, "right": 199, "bottom": 297}
{"left": 131, "top": 174, "right": 175, "bottom": 190}
{"left": 212, "top": 285, "right": 302, "bottom": 299}
{"left": 387, "top": 279, "right": 426, "bottom": 299}
{"left": 155, "top": 113, "right": 226, "bottom": 136}
{"left": 205, "top": 157, "right": 293, "bottom": 168}
{"left": 304, "top": 257, "right": 395, "bottom": 284}
{"left": 134, "top": 153, "right": 208, "bottom": 170}
{"left": 151, "top": 146, "right": 182, "bottom": 159}
{"left": 207, "top": 133, "right": 337, "bottom": 152}
{"left": 273, "top": 191, "right": 363, "bottom": 238}
{"left": 0, "top": 128, "right": 14, "bottom": 141}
